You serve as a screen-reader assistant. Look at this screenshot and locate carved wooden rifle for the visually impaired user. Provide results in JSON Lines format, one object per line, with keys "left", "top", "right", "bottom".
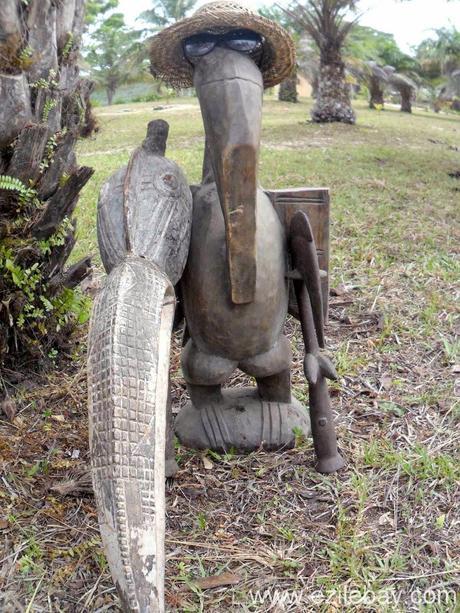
{"left": 289, "top": 211, "right": 345, "bottom": 473}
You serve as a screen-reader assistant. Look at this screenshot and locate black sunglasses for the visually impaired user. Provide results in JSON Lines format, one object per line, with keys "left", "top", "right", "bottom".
{"left": 183, "top": 28, "right": 263, "bottom": 60}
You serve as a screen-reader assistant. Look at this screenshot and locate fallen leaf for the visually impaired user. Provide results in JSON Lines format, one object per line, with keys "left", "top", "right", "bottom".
{"left": 435, "top": 514, "right": 446, "bottom": 529}
{"left": 378, "top": 512, "right": 394, "bottom": 527}
{"left": 380, "top": 374, "right": 392, "bottom": 390}
{"left": 51, "top": 470, "right": 93, "bottom": 496}
{"left": 202, "top": 456, "right": 213, "bottom": 470}
{"left": 192, "top": 572, "right": 241, "bottom": 590}
{"left": 1, "top": 399, "right": 17, "bottom": 421}
{"left": 0, "top": 519, "right": 9, "bottom": 529}
{"left": 52, "top": 415, "right": 65, "bottom": 422}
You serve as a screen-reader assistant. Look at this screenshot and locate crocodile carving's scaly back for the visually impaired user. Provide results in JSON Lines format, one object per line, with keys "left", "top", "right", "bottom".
{"left": 88, "top": 256, "right": 174, "bottom": 611}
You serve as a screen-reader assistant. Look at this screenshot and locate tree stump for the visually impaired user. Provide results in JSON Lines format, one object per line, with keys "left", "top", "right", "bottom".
{"left": 0, "top": 0, "right": 94, "bottom": 364}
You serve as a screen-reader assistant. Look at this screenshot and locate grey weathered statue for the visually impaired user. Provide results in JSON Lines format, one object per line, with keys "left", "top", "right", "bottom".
{"left": 87, "top": 2, "right": 345, "bottom": 611}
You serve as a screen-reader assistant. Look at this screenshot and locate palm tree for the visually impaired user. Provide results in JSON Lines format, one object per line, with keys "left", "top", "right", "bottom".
{"left": 416, "top": 26, "right": 460, "bottom": 110}
{"left": 353, "top": 60, "right": 389, "bottom": 109}
{"left": 298, "top": 35, "right": 320, "bottom": 98}
{"left": 259, "top": 6, "right": 300, "bottom": 103}
{"left": 366, "top": 62, "right": 387, "bottom": 109}
{"left": 388, "top": 70, "right": 417, "bottom": 113}
{"left": 417, "top": 27, "right": 460, "bottom": 80}
{"left": 279, "top": 68, "right": 299, "bottom": 102}
{"left": 0, "top": 0, "right": 93, "bottom": 364}
{"left": 140, "top": 0, "right": 198, "bottom": 30}
{"left": 283, "top": 0, "right": 358, "bottom": 124}
{"left": 84, "top": 13, "right": 144, "bottom": 105}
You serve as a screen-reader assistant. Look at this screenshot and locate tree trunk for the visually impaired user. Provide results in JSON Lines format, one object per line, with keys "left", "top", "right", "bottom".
{"left": 400, "top": 86, "right": 412, "bottom": 113}
{"left": 107, "top": 87, "right": 115, "bottom": 105}
{"left": 369, "top": 75, "right": 385, "bottom": 109}
{"left": 279, "top": 68, "right": 298, "bottom": 103}
{"left": 311, "top": 72, "right": 319, "bottom": 99}
{"left": 312, "top": 58, "right": 355, "bottom": 124}
{"left": 0, "top": 0, "right": 94, "bottom": 364}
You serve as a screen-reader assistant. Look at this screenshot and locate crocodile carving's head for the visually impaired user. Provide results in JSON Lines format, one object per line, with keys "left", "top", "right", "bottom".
{"left": 186, "top": 30, "right": 265, "bottom": 305}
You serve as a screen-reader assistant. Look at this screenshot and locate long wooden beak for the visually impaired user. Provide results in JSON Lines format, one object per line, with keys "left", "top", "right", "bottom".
{"left": 194, "top": 47, "right": 263, "bottom": 304}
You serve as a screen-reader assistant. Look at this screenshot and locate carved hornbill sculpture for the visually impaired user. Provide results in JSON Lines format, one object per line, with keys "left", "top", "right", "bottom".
{"left": 88, "top": 3, "right": 345, "bottom": 611}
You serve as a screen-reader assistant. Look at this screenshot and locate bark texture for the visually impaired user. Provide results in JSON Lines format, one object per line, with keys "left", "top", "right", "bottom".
{"left": 369, "top": 75, "right": 385, "bottom": 109}
{"left": 0, "top": 0, "right": 94, "bottom": 363}
{"left": 279, "top": 68, "right": 298, "bottom": 103}
{"left": 388, "top": 73, "right": 416, "bottom": 114}
{"left": 399, "top": 86, "right": 413, "bottom": 113}
{"left": 312, "top": 61, "right": 355, "bottom": 124}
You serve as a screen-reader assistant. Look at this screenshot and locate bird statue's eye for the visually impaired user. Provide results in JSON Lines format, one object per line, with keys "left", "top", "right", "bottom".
{"left": 154, "top": 172, "right": 180, "bottom": 195}
{"left": 162, "top": 174, "right": 179, "bottom": 190}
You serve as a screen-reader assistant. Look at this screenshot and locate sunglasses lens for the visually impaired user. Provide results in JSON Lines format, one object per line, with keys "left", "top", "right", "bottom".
{"left": 184, "top": 34, "right": 215, "bottom": 58}
{"left": 224, "top": 29, "right": 262, "bottom": 52}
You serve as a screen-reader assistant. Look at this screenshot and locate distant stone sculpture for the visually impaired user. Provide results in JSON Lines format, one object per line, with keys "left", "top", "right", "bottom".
{"left": 87, "top": 3, "right": 345, "bottom": 611}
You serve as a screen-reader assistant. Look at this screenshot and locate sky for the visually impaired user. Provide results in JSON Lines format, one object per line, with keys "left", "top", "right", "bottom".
{"left": 117, "top": 0, "right": 459, "bottom": 54}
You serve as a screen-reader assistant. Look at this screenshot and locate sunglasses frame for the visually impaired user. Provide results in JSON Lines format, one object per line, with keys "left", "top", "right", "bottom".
{"left": 182, "top": 28, "right": 264, "bottom": 61}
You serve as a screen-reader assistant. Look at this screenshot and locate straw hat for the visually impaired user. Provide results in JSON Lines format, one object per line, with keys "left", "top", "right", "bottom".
{"left": 149, "top": 1, "right": 295, "bottom": 89}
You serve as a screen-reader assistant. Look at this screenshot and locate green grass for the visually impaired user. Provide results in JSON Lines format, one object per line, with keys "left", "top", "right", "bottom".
{"left": 72, "top": 97, "right": 460, "bottom": 610}
{"left": 76, "top": 98, "right": 459, "bottom": 273}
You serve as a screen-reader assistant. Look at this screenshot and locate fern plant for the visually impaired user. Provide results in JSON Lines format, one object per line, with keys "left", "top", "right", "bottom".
{"left": 0, "top": 0, "right": 94, "bottom": 368}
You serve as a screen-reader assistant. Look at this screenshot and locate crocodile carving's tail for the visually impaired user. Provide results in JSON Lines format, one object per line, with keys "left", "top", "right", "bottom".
{"left": 88, "top": 256, "right": 174, "bottom": 612}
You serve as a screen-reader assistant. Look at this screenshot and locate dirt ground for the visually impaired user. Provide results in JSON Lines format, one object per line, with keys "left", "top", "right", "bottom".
{"left": 1, "top": 99, "right": 459, "bottom": 612}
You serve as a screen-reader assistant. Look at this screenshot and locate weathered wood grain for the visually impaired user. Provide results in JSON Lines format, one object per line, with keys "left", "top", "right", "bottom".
{"left": 56, "top": 0, "right": 76, "bottom": 50}
{"left": 27, "top": 0, "right": 58, "bottom": 82}
{"left": 48, "top": 256, "right": 91, "bottom": 293}
{"left": 33, "top": 166, "right": 94, "bottom": 239}
{"left": 0, "top": 73, "right": 32, "bottom": 148}
{"left": 0, "top": 1, "right": 21, "bottom": 38}
{"left": 266, "top": 187, "right": 330, "bottom": 320}
{"left": 88, "top": 255, "right": 175, "bottom": 613}
{"left": 123, "top": 122, "right": 193, "bottom": 285}
{"left": 98, "top": 120, "right": 193, "bottom": 286}
{"left": 193, "top": 48, "right": 263, "bottom": 304}
{"left": 38, "top": 131, "right": 77, "bottom": 200}
{"left": 8, "top": 124, "right": 49, "bottom": 184}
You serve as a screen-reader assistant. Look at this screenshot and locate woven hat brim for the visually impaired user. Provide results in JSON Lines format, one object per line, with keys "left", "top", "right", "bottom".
{"left": 149, "top": 11, "right": 295, "bottom": 89}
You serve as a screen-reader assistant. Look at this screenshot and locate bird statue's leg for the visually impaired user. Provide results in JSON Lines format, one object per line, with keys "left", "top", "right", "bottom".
{"left": 256, "top": 369, "right": 291, "bottom": 403}
{"left": 239, "top": 335, "right": 293, "bottom": 403}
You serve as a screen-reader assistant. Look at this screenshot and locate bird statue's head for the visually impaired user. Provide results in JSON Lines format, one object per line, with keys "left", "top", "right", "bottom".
{"left": 150, "top": 2, "right": 295, "bottom": 304}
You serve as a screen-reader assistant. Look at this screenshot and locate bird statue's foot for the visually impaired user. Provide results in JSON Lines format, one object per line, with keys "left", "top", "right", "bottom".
{"left": 175, "top": 387, "right": 310, "bottom": 453}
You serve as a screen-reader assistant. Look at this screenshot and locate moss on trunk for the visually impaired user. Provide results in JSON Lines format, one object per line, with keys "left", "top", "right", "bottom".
{"left": 0, "top": 0, "right": 94, "bottom": 365}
